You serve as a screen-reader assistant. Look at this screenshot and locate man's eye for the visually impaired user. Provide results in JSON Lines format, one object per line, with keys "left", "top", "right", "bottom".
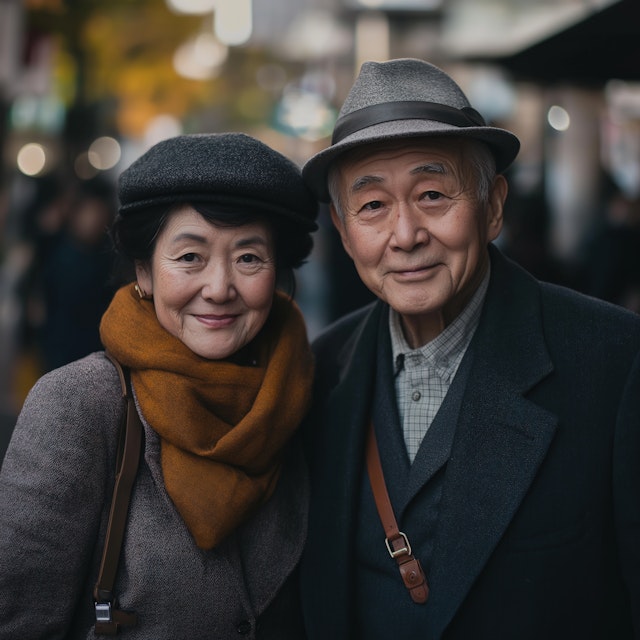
{"left": 239, "top": 253, "right": 258, "bottom": 263}
{"left": 362, "top": 201, "right": 383, "bottom": 211}
{"left": 423, "top": 191, "right": 442, "bottom": 201}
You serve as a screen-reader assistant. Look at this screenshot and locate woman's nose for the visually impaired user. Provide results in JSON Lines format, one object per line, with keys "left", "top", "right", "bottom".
{"left": 200, "top": 262, "right": 236, "bottom": 302}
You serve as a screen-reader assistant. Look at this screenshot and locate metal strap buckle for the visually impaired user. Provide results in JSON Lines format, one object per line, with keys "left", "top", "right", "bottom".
{"left": 95, "top": 602, "right": 112, "bottom": 623}
{"left": 385, "top": 531, "right": 411, "bottom": 558}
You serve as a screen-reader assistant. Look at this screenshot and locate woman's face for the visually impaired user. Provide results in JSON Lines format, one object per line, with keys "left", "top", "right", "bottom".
{"left": 136, "top": 206, "right": 277, "bottom": 360}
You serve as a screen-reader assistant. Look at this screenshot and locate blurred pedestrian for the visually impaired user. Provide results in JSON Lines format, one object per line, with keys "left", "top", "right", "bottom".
{"left": 583, "top": 188, "right": 640, "bottom": 314}
{"left": 37, "top": 176, "right": 117, "bottom": 371}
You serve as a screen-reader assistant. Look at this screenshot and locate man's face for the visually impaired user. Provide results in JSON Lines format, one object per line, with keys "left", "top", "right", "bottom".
{"left": 331, "top": 138, "right": 506, "bottom": 347}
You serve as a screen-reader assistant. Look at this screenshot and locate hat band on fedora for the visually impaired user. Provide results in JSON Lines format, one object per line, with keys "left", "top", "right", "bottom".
{"left": 331, "top": 101, "right": 487, "bottom": 145}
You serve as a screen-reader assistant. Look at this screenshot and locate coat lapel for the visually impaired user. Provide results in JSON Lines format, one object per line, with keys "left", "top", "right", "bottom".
{"left": 425, "top": 247, "right": 558, "bottom": 638}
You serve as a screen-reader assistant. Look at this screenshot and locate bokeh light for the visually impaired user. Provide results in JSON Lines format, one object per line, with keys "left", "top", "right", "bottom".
{"left": 88, "top": 136, "right": 122, "bottom": 171}
{"left": 165, "top": 0, "right": 216, "bottom": 15}
{"left": 173, "top": 33, "right": 228, "bottom": 80}
{"left": 548, "top": 105, "right": 571, "bottom": 131}
{"left": 214, "top": 0, "right": 252, "bottom": 46}
{"left": 16, "top": 143, "right": 47, "bottom": 176}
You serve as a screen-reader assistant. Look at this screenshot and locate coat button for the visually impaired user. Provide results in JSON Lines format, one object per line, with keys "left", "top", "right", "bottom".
{"left": 236, "top": 620, "right": 252, "bottom": 635}
{"left": 412, "top": 390, "right": 421, "bottom": 401}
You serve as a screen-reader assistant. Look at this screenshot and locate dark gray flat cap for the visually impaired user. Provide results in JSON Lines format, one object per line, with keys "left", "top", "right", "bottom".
{"left": 119, "top": 132, "right": 318, "bottom": 231}
{"left": 303, "top": 58, "right": 521, "bottom": 202}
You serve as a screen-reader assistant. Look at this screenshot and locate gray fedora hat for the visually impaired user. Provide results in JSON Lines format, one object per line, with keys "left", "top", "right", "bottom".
{"left": 303, "top": 58, "right": 520, "bottom": 202}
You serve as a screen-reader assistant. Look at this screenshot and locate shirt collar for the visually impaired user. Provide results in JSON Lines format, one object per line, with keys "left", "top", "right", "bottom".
{"left": 389, "top": 266, "right": 490, "bottom": 378}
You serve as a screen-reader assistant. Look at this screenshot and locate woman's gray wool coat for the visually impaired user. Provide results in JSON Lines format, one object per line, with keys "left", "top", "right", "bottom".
{"left": 0, "top": 352, "right": 308, "bottom": 639}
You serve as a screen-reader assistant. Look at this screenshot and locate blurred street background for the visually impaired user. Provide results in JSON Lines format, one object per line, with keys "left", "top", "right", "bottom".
{"left": 1, "top": 0, "right": 639, "bottom": 457}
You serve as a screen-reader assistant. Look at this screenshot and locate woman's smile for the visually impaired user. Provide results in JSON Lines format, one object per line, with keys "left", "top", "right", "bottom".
{"left": 193, "top": 312, "right": 238, "bottom": 328}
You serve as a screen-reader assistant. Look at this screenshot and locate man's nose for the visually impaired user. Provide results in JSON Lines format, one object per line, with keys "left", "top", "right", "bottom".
{"left": 390, "top": 203, "right": 430, "bottom": 250}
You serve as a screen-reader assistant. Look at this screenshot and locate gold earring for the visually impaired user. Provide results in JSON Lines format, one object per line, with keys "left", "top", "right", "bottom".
{"left": 134, "top": 283, "right": 146, "bottom": 299}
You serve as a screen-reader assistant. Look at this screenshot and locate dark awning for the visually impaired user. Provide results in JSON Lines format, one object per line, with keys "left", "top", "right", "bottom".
{"left": 485, "top": 0, "right": 640, "bottom": 85}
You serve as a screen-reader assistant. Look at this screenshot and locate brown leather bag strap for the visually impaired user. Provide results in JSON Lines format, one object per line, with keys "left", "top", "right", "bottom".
{"left": 92, "top": 352, "right": 141, "bottom": 635}
{"left": 365, "top": 421, "right": 429, "bottom": 604}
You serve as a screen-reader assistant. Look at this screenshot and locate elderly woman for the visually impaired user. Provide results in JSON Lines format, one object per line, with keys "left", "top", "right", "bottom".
{"left": 0, "top": 133, "right": 318, "bottom": 639}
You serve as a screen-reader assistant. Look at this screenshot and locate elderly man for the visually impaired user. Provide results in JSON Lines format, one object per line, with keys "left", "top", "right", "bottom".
{"left": 300, "top": 58, "right": 640, "bottom": 639}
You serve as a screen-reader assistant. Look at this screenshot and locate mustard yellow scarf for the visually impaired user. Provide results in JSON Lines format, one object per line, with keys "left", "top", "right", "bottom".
{"left": 100, "top": 284, "right": 313, "bottom": 549}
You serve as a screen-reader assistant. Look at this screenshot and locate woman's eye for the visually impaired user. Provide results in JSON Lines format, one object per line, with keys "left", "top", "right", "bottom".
{"left": 239, "top": 253, "right": 259, "bottom": 264}
{"left": 423, "top": 191, "right": 443, "bottom": 201}
{"left": 179, "top": 253, "right": 198, "bottom": 263}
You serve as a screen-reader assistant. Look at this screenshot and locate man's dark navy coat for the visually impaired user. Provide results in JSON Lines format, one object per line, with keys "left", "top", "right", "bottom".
{"left": 301, "top": 245, "right": 640, "bottom": 639}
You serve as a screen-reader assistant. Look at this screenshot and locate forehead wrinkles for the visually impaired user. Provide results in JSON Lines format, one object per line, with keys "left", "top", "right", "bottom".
{"left": 348, "top": 158, "right": 452, "bottom": 196}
